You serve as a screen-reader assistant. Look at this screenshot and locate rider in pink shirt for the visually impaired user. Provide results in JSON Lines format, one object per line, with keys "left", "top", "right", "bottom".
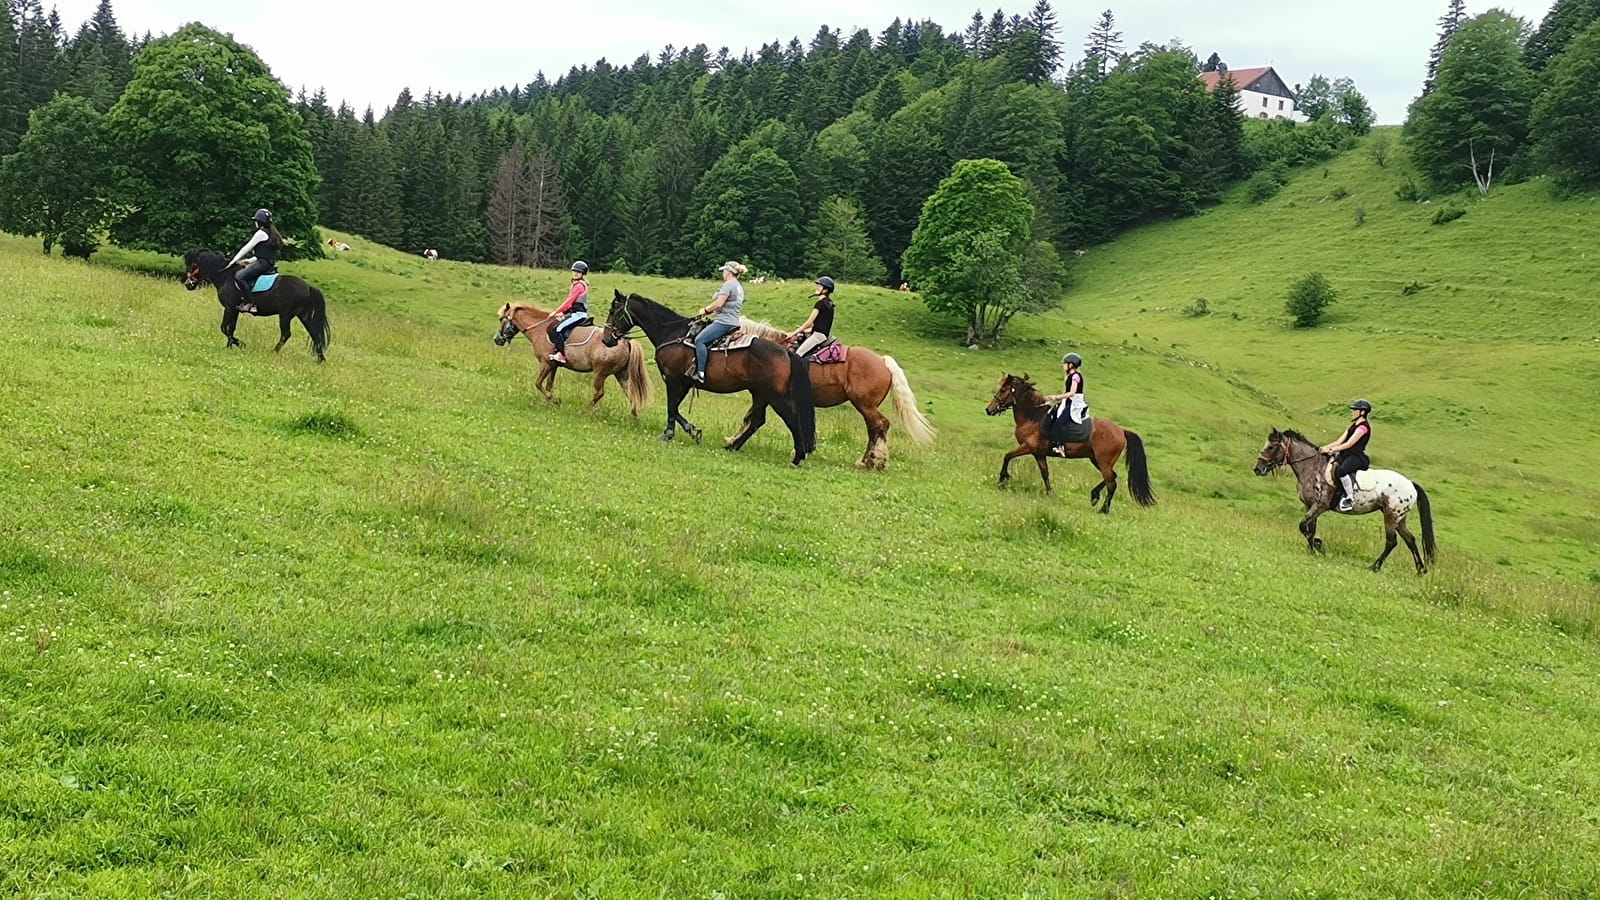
{"left": 549, "top": 261, "right": 590, "bottom": 364}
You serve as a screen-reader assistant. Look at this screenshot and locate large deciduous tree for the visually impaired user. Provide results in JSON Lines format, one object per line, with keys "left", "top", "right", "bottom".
{"left": 1404, "top": 11, "right": 1536, "bottom": 192}
{"left": 105, "top": 23, "right": 320, "bottom": 254}
{"left": 1530, "top": 19, "right": 1600, "bottom": 188}
{"left": 0, "top": 94, "right": 115, "bottom": 256}
{"left": 902, "top": 158, "right": 1059, "bottom": 344}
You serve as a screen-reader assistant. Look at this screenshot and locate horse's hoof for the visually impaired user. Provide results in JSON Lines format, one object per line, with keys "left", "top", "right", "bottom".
{"left": 689, "top": 429, "right": 703, "bottom": 444}
{"left": 658, "top": 432, "right": 674, "bottom": 442}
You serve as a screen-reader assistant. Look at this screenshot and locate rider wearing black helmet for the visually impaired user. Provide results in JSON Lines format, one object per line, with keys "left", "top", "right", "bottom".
{"left": 227, "top": 208, "right": 284, "bottom": 313}
{"left": 1321, "top": 399, "right": 1373, "bottom": 512}
{"left": 1045, "top": 352, "right": 1087, "bottom": 422}
{"left": 788, "top": 275, "right": 837, "bottom": 357}
{"left": 548, "top": 260, "right": 591, "bottom": 365}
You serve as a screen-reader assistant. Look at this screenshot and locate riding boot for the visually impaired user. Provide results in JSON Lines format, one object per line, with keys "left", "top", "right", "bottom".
{"left": 1339, "top": 474, "right": 1356, "bottom": 511}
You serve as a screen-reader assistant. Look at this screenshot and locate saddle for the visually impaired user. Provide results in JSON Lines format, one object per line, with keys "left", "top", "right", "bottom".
{"left": 247, "top": 272, "right": 278, "bottom": 293}
{"left": 681, "top": 323, "right": 758, "bottom": 352}
{"left": 1046, "top": 412, "right": 1093, "bottom": 446}
{"left": 801, "top": 338, "right": 847, "bottom": 364}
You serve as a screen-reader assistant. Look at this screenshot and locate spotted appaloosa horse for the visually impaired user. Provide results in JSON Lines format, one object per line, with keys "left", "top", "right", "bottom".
{"left": 1254, "top": 428, "right": 1436, "bottom": 573}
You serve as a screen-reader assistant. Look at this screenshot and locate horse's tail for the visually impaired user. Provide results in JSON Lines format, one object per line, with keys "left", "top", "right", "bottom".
{"left": 305, "top": 286, "right": 332, "bottom": 351}
{"left": 1124, "top": 429, "right": 1157, "bottom": 506}
{"left": 787, "top": 350, "right": 817, "bottom": 456}
{"left": 883, "top": 356, "right": 936, "bottom": 445}
{"left": 623, "top": 338, "right": 652, "bottom": 414}
{"left": 1415, "top": 482, "right": 1437, "bottom": 563}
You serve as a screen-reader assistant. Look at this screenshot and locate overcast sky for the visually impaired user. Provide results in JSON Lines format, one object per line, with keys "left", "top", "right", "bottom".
{"left": 81, "top": 0, "right": 1553, "bottom": 124}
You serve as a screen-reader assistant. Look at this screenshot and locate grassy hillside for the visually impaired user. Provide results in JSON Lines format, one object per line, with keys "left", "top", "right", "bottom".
{"left": 2, "top": 142, "right": 1599, "bottom": 898}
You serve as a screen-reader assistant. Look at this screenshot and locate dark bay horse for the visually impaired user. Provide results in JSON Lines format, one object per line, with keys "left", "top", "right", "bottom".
{"left": 601, "top": 290, "right": 816, "bottom": 466}
{"left": 730, "top": 321, "right": 936, "bottom": 469}
{"left": 183, "top": 249, "right": 330, "bottom": 361}
{"left": 985, "top": 373, "right": 1155, "bottom": 513}
{"left": 1254, "top": 428, "right": 1436, "bottom": 573}
{"left": 494, "top": 302, "right": 652, "bottom": 418}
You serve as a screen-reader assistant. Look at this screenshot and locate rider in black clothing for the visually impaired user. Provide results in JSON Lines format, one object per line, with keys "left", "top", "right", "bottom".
{"left": 228, "top": 208, "right": 284, "bottom": 314}
{"left": 1321, "top": 399, "right": 1373, "bottom": 512}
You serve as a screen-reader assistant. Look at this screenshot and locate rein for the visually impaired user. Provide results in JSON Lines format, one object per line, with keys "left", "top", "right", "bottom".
{"left": 1261, "top": 441, "right": 1326, "bottom": 472}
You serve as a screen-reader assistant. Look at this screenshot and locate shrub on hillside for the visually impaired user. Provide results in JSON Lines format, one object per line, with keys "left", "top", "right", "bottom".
{"left": 1182, "top": 298, "right": 1210, "bottom": 317}
{"left": 1286, "top": 273, "right": 1337, "bottom": 327}
{"left": 1328, "top": 185, "right": 1350, "bottom": 201}
{"left": 1432, "top": 205, "right": 1466, "bottom": 225}
{"left": 1354, "top": 206, "right": 1366, "bottom": 227}
{"left": 1246, "top": 162, "right": 1290, "bottom": 204}
{"left": 1395, "top": 177, "right": 1424, "bottom": 202}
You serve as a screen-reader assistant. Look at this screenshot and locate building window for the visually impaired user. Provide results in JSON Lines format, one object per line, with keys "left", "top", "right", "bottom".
{"left": 1261, "top": 97, "right": 1268, "bottom": 107}
{"left": 1278, "top": 99, "right": 1284, "bottom": 110}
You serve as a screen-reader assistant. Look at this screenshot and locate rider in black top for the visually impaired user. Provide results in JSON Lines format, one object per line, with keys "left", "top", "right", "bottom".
{"left": 1321, "top": 399, "right": 1373, "bottom": 511}
{"left": 228, "top": 208, "right": 284, "bottom": 314}
{"left": 791, "top": 276, "right": 836, "bottom": 357}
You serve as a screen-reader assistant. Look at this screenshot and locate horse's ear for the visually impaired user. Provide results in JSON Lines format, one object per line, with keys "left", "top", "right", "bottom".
{"left": 1269, "top": 427, "right": 1281, "bottom": 438}
{"left": 614, "top": 288, "right": 625, "bottom": 300}
{"left": 1021, "top": 373, "right": 1030, "bottom": 383}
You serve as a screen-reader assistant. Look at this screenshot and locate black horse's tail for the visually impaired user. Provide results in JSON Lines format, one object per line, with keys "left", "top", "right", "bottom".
{"left": 305, "top": 286, "right": 332, "bottom": 354}
{"left": 1124, "top": 429, "right": 1157, "bottom": 506}
{"left": 787, "top": 351, "right": 816, "bottom": 457}
{"left": 1415, "top": 482, "right": 1437, "bottom": 562}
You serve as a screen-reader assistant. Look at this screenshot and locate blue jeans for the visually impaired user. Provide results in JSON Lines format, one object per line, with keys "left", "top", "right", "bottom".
{"left": 693, "top": 321, "right": 736, "bottom": 375}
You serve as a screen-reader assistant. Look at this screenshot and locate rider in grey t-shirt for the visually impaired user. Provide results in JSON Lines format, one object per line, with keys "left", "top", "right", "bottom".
{"left": 691, "top": 261, "right": 749, "bottom": 381}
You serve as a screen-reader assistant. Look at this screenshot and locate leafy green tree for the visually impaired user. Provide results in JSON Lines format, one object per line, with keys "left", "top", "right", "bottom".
{"left": 1333, "top": 79, "right": 1376, "bottom": 135}
{"left": 0, "top": 94, "right": 114, "bottom": 256}
{"left": 1286, "top": 272, "right": 1337, "bottom": 327}
{"left": 105, "top": 23, "right": 320, "bottom": 255}
{"left": 684, "top": 146, "right": 804, "bottom": 276}
{"left": 804, "top": 196, "right": 888, "bottom": 285}
{"left": 1297, "top": 74, "right": 1335, "bottom": 121}
{"left": 1531, "top": 19, "right": 1600, "bottom": 188}
{"left": 1525, "top": 0, "right": 1600, "bottom": 71}
{"left": 1404, "top": 11, "right": 1536, "bottom": 191}
{"left": 903, "top": 158, "right": 1057, "bottom": 344}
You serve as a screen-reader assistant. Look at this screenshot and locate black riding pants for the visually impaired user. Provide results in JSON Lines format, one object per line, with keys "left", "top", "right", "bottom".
{"left": 1335, "top": 453, "right": 1369, "bottom": 496}
{"left": 236, "top": 258, "right": 274, "bottom": 295}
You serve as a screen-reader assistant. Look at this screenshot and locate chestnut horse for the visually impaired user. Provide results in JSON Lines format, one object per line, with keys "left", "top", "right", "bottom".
{"left": 985, "top": 373, "right": 1155, "bottom": 513}
{"left": 493, "top": 302, "right": 651, "bottom": 418}
{"left": 601, "top": 290, "right": 816, "bottom": 466}
{"left": 731, "top": 321, "right": 936, "bottom": 469}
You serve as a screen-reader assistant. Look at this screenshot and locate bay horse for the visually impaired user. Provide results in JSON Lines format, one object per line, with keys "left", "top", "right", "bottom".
{"left": 1254, "top": 428, "right": 1436, "bottom": 574}
{"left": 493, "top": 302, "right": 651, "bottom": 418}
{"left": 600, "top": 290, "right": 816, "bottom": 466}
{"left": 729, "top": 321, "right": 936, "bottom": 469}
{"left": 984, "top": 373, "right": 1155, "bottom": 513}
{"left": 183, "top": 249, "right": 330, "bottom": 362}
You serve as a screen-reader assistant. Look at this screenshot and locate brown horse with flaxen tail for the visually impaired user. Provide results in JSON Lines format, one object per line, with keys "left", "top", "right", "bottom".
{"left": 732, "top": 320, "right": 936, "bottom": 469}
{"left": 493, "top": 302, "right": 651, "bottom": 418}
{"left": 985, "top": 373, "right": 1155, "bottom": 513}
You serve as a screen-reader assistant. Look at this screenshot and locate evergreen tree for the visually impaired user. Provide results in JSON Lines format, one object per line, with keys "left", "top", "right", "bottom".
{"left": 864, "top": 103, "right": 948, "bottom": 284}
{"left": 1525, "top": 0, "right": 1600, "bottom": 71}
{"left": 0, "top": 4, "right": 23, "bottom": 153}
{"left": 902, "top": 158, "right": 1053, "bottom": 343}
{"left": 105, "top": 23, "right": 320, "bottom": 254}
{"left": 338, "top": 108, "right": 402, "bottom": 246}
{"left": 0, "top": 94, "right": 114, "bottom": 256}
{"left": 1422, "top": 0, "right": 1467, "bottom": 94}
{"left": 14, "top": 0, "right": 64, "bottom": 115}
{"left": 1083, "top": 9, "right": 1122, "bottom": 77}
{"left": 1531, "top": 19, "right": 1600, "bottom": 188}
{"left": 615, "top": 146, "right": 663, "bottom": 273}
{"left": 1405, "top": 11, "right": 1536, "bottom": 191}
{"left": 804, "top": 195, "right": 888, "bottom": 285}
{"left": 1201, "top": 52, "right": 1223, "bottom": 72}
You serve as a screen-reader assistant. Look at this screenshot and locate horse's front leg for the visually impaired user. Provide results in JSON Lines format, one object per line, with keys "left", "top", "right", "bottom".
{"left": 1298, "top": 506, "right": 1325, "bottom": 554}
{"left": 274, "top": 313, "right": 292, "bottom": 352}
{"left": 536, "top": 362, "right": 559, "bottom": 403}
{"left": 220, "top": 307, "right": 243, "bottom": 348}
{"left": 998, "top": 446, "right": 1031, "bottom": 486}
{"left": 1034, "top": 454, "right": 1052, "bottom": 494}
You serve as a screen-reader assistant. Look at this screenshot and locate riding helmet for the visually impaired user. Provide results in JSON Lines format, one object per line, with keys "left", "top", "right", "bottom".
{"left": 570, "top": 260, "right": 589, "bottom": 274}
{"left": 813, "top": 276, "right": 836, "bottom": 292}
{"left": 252, "top": 208, "right": 272, "bottom": 225}
{"left": 1062, "top": 352, "right": 1082, "bottom": 366}
{"left": 1349, "top": 399, "right": 1373, "bottom": 412}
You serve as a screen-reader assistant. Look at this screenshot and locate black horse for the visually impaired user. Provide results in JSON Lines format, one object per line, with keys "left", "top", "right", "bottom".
{"left": 601, "top": 289, "right": 816, "bottom": 466}
{"left": 183, "top": 249, "right": 331, "bottom": 362}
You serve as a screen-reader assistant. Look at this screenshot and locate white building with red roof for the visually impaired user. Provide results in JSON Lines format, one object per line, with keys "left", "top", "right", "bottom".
{"left": 1199, "top": 66, "right": 1298, "bottom": 121}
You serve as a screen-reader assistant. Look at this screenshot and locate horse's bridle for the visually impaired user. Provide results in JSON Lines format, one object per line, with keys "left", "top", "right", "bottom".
{"left": 1257, "top": 440, "right": 1324, "bottom": 473}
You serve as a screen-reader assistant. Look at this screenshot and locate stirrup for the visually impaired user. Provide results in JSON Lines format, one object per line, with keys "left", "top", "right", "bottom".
{"left": 1337, "top": 497, "right": 1355, "bottom": 511}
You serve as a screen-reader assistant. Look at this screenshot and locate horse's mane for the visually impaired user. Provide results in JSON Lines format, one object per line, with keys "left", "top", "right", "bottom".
{"left": 1008, "top": 374, "right": 1051, "bottom": 420}
{"left": 505, "top": 301, "right": 554, "bottom": 317}
{"left": 738, "top": 317, "right": 786, "bottom": 341}
{"left": 1280, "top": 429, "right": 1315, "bottom": 446}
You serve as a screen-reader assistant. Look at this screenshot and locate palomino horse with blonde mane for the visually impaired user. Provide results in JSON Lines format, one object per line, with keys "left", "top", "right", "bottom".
{"left": 735, "top": 321, "right": 936, "bottom": 469}
{"left": 985, "top": 373, "right": 1155, "bottom": 513}
{"left": 493, "top": 302, "right": 651, "bottom": 418}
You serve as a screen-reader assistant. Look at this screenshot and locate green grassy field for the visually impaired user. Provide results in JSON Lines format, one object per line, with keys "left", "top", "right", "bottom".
{"left": 3, "top": 137, "right": 1599, "bottom": 897}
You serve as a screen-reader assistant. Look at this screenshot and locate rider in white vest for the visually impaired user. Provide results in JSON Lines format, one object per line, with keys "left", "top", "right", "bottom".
{"left": 1045, "top": 353, "right": 1088, "bottom": 423}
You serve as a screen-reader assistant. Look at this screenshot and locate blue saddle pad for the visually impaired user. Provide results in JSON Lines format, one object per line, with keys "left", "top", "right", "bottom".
{"left": 252, "top": 273, "right": 279, "bottom": 292}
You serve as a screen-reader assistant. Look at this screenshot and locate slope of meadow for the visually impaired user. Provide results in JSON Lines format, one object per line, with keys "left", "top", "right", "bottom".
{"left": 2, "top": 142, "right": 1598, "bottom": 897}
